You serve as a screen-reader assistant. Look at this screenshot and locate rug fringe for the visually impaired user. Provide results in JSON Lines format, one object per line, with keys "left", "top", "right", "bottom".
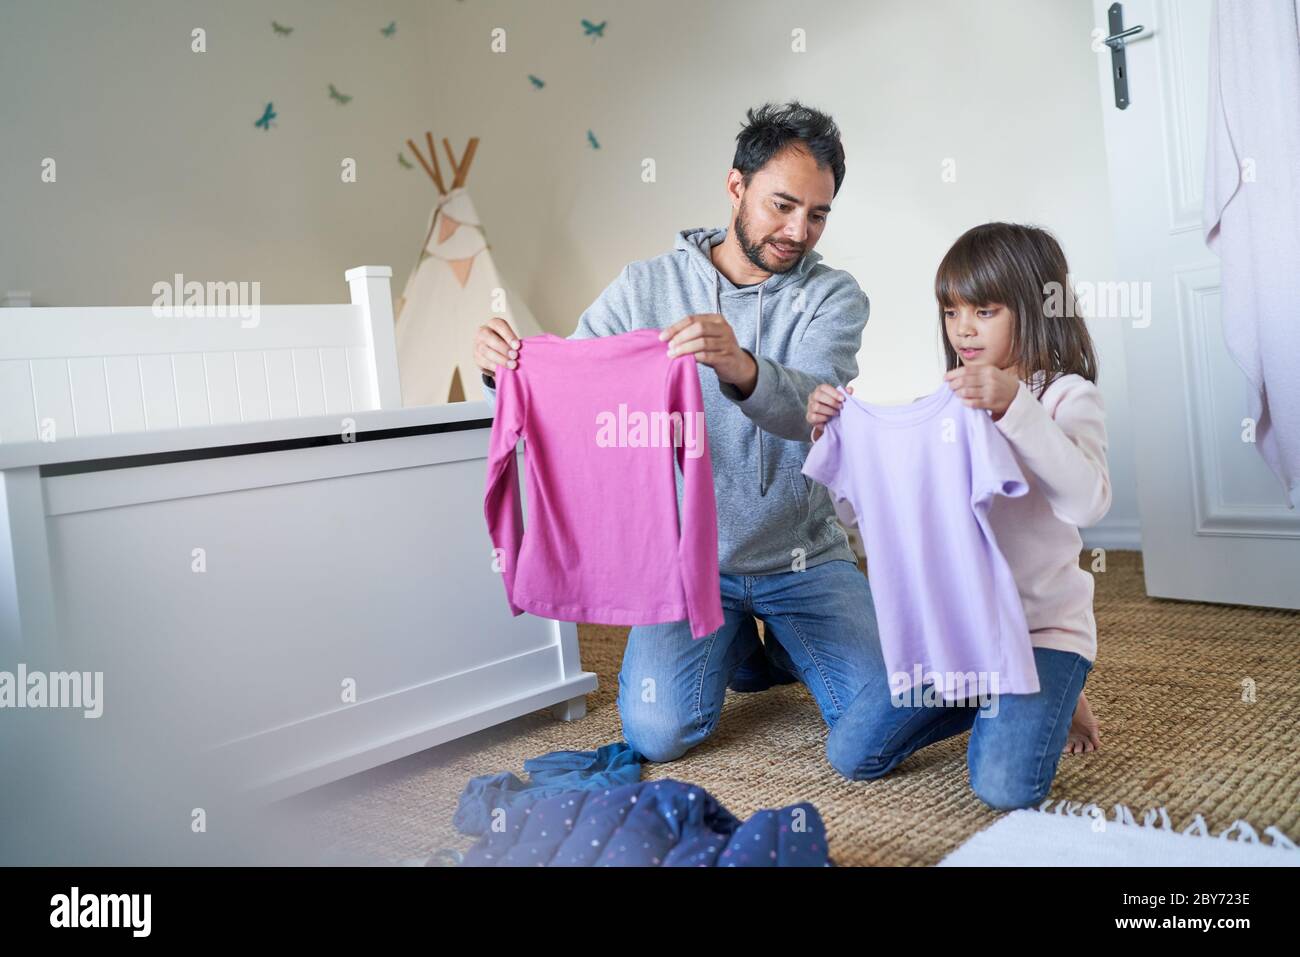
{"left": 1033, "top": 798, "right": 1296, "bottom": 849}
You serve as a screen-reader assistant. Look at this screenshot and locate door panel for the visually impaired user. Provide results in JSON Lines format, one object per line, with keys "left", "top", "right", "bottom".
{"left": 1093, "top": 0, "right": 1299, "bottom": 608}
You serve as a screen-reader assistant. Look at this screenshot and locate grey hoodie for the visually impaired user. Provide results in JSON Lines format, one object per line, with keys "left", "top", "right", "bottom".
{"left": 482, "top": 226, "right": 868, "bottom": 576}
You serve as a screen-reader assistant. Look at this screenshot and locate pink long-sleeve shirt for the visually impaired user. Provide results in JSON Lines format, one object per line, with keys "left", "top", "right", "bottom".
{"left": 987, "top": 372, "right": 1112, "bottom": 662}
{"left": 483, "top": 328, "right": 725, "bottom": 638}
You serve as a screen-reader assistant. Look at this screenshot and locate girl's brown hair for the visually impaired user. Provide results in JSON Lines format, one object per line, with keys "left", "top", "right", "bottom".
{"left": 935, "top": 222, "right": 1098, "bottom": 397}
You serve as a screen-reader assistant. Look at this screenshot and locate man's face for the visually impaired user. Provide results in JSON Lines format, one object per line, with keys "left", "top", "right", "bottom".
{"left": 731, "top": 144, "right": 835, "bottom": 274}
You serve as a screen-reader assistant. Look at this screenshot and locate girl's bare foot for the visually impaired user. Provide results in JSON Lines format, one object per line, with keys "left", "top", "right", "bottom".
{"left": 1063, "top": 690, "right": 1101, "bottom": 754}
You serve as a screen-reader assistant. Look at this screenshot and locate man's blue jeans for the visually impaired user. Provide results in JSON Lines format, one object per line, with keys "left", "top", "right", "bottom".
{"left": 617, "top": 558, "right": 880, "bottom": 762}
{"left": 826, "top": 646, "right": 1092, "bottom": 810}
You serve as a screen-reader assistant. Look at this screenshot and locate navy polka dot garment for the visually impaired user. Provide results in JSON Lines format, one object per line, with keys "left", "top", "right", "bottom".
{"left": 461, "top": 779, "right": 832, "bottom": 867}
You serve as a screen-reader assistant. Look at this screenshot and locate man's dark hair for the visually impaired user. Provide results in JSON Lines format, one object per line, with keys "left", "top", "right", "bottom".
{"left": 732, "top": 101, "right": 846, "bottom": 196}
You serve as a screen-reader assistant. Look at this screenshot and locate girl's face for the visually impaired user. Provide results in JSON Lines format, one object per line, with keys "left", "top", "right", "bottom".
{"left": 944, "top": 301, "right": 1016, "bottom": 371}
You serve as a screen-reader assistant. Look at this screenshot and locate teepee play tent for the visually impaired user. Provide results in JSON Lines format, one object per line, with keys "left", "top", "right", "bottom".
{"left": 394, "top": 133, "right": 542, "bottom": 405}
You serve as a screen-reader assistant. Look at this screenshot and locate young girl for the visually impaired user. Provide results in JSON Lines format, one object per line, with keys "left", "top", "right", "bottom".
{"left": 807, "top": 222, "right": 1107, "bottom": 809}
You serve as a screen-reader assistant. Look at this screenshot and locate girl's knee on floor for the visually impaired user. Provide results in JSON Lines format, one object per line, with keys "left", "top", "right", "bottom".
{"left": 968, "top": 762, "right": 1051, "bottom": 811}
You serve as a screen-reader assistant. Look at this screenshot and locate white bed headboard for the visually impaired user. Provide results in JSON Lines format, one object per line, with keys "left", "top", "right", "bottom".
{"left": 0, "top": 265, "right": 402, "bottom": 444}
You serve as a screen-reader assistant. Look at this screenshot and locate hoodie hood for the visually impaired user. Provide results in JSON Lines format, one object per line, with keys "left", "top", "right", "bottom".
{"left": 675, "top": 227, "right": 823, "bottom": 497}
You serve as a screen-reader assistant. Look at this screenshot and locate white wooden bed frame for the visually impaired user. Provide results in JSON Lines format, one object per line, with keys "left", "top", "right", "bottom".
{"left": 0, "top": 266, "right": 594, "bottom": 805}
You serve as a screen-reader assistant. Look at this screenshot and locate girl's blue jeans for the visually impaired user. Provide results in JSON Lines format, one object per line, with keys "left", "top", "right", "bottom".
{"left": 615, "top": 558, "right": 1090, "bottom": 810}
{"left": 826, "top": 644, "right": 1091, "bottom": 810}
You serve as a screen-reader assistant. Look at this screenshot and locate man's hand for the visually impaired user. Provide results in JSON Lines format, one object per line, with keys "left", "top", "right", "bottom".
{"left": 943, "top": 365, "right": 1020, "bottom": 420}
{"left": 475, "top": 317, "right": 521, "bottom": 376}
{"left": 660, "top": 314, "right": 757, "bottom": 397}
{"left": 807, "top": 383, "right": 853, "bottom": 442}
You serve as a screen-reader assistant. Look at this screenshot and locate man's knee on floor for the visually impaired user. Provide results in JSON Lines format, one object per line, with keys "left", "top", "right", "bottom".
{"left": 619, "top": 705, "right": 699, "bottom": 764}
{"left": 624, "top": 726, "right": 692, "bottom": 764}
{"left": 826, "top": 730, "right": 897, "bottom": 782}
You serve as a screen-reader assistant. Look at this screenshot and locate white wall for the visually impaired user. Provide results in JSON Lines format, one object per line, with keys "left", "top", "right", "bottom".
{"left": 0, "top": 0, "right": 437, "bottom": 306}
{"left": 0, "top": 0, "right": 1137, "bottom": 543}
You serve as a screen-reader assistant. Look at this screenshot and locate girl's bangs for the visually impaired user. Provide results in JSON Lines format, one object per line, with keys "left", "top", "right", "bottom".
{"left": 934, "top": 247, "right": 1006, "bottom": 310}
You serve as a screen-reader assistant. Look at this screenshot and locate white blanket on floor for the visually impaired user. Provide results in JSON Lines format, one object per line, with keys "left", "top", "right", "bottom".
{"left": 939, "top": 801, "right": 1298, "bottom": 866}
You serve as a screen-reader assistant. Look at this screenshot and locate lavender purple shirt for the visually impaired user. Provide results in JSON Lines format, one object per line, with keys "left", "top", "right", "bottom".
{"left": 802, "top": 384, "right": 1039, "bottom": 699}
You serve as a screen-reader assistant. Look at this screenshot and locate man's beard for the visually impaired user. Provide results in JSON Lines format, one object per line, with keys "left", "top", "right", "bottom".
{"left": 734, "top": 200, "right": 803, "bottom": 275}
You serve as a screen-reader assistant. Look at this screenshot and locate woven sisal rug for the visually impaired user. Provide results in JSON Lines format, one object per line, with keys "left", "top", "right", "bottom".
{"left": 280, "top": 551, "right": 1299, "bottom": 866}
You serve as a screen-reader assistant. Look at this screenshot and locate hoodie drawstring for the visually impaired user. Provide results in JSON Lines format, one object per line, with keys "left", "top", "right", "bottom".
{"left": 714, "top": 270, "right": 766, "bottom": 496}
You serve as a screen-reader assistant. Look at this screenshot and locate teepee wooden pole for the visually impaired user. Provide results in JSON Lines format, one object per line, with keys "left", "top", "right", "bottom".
{"left": 405, "top": 136, "right": 446, "bottom": 195}
{"left": 441, "top": 138, "right": 461, "bottom": 187}
{"left": 452, "top": 137, "right": 479, "bottom": 189}
{"left": 425, "top": 132, "right": 447, "bottom": 195}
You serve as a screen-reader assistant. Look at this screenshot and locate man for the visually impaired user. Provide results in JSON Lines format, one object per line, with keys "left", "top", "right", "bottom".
{"left": 473, "top": 102, "right": 881, "bottom": 763}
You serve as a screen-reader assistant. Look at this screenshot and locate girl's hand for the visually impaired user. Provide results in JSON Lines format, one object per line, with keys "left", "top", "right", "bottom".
{"left": 807, "top": 383, "right": 853, "bottom": 442}
{"left": 944, "top": 365, "right": 1019, "bottom": 420}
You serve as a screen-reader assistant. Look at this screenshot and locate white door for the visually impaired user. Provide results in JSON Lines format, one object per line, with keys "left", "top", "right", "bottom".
{"left": 1092, "top": 0, "right": 1299, "bottom": 608}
